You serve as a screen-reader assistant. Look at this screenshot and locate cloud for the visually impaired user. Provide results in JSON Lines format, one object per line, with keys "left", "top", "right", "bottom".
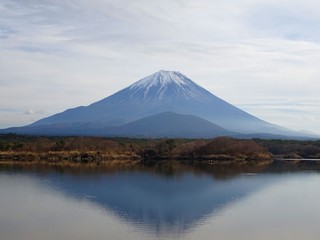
{"left": 247, "top": 1, "right": 320, "bottom": 41}
{"left": 24, "top": 109, "right": 35, "bottom": 115}
{"left": 24, "top": 108, "right": 45, "bottom": 115}
{"left": 0, "top": 0, "right": 320, "bottom": 133}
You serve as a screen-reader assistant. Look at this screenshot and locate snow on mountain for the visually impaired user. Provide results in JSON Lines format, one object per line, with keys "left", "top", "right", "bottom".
{"left": 130, "top": 70, "right": 189, "bottom": 89}
{"left": 128, "top": 70, "right": 197, "bottom": 101}
{"left": 103, "top": 70, "right": 213, "bottom": 103}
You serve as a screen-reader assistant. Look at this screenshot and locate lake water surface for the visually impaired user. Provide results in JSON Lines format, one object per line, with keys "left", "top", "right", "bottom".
{"left": 1, "top": 162, "right": 320, "bottom": 240}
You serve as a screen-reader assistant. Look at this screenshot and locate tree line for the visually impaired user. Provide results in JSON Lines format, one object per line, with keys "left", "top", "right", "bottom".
{"left": 0, "top": 134, "right": 319, "bottom": 161}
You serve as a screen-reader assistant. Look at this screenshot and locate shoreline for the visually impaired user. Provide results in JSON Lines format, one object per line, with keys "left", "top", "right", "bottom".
{"left": 0, "top": 150, "right": 272, "bottom": 164}
{"left": 2, "top": 158, "right": 320, "bottom": 181}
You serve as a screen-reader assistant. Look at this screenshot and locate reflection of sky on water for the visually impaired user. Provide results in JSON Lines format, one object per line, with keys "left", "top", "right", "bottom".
{"left": 189, "top": 173, "right": 320, "bottom": 240}
{"left": 0, "top": 173, "right": 145, "bottom": 240}
{"left": 1, "top": 165, "right": 320, "bottom": 240}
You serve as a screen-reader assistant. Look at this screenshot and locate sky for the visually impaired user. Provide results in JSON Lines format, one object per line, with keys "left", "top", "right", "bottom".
{"left": 1, "top": 0, "right": 320, "bottom": 134}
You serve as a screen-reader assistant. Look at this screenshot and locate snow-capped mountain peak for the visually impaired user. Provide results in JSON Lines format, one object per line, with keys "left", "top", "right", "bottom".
{"left": 129, "top": 70, "right": 190, "bottom": 90}
{"left": 121, "top": 70, "right": 211, "bottom": 102}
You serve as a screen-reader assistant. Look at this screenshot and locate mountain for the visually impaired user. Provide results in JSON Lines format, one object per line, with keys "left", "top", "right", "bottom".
{"left": 106, "top": 112, "right": 231, "bottom": 138}
{"left": 0, "top": 70, "right": 313, "bottom": 138}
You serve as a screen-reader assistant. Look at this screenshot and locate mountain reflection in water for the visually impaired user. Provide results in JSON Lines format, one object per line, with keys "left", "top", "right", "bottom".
{"left": 47, "top": 173, "right": 277, "bottom": 234}
{"left": 1, "top": 161, "right": 320, "bottom": 240}
{"left": 0, "top": 162, "right": 277, "bottom": 233}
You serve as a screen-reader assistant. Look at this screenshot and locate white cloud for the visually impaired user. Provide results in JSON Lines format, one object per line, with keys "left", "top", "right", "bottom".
{"left": 0, "top": 0, "right": 320, "bottom": 133}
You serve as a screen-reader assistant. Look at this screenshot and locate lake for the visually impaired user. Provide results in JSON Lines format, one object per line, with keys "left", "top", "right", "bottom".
{"left": 1, "top": 161, "right": 320, "bottom": 240}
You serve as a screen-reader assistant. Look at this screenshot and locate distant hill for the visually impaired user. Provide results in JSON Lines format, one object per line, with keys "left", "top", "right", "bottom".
{"left": 104, "top": 112, "right": 231, "bottom": 138}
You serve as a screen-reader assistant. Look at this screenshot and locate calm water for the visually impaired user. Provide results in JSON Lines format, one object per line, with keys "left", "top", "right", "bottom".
{"left": 1, "top": 162, "right": 320, "bottom": 240}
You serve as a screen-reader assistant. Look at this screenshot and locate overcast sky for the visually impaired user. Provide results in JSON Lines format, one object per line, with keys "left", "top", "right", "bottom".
{"left": 1, "top": 0, "right": 320, "bottom": 134}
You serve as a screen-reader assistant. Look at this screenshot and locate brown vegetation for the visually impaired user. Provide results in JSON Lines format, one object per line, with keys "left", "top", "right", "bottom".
{"left": 0, "top": 134, "right": 277, "bottom": 164}
{"left": 256, "top": 139, "right": 320, "bottom": 159}
{"left": 193, "top": 137, "right": 271, "bottom": 160}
